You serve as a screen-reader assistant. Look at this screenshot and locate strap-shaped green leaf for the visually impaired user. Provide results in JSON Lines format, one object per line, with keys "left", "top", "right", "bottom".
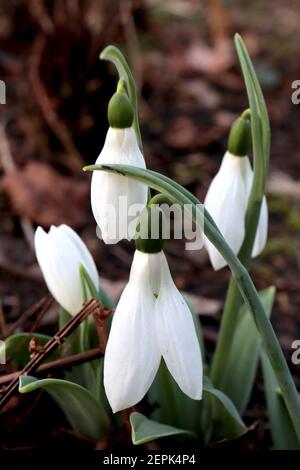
{"left": 183, "top": 293, "right": 205, "bottom": 360}
{"left": 148, "top": 360, "right": 202, "bottom": 434}
{"left": 130, "top": 412, "right": 195, "bottom": 445}
{"left": 202, "top": 376, "right": 246, "bottom": 442}
{"left": 19, "top": 376, "right": 109, "bottom": 440}
{"left": 262, "top": 352, "right": 300, "bottom": 449}
{"left": 221, "top": 287, "right": 276, "bottom": 414}
{"left": 149, "top": 365, "right": 245, "bottom": 444}
{"left": 2, "top": 333, "right": 58, "bottom": 368}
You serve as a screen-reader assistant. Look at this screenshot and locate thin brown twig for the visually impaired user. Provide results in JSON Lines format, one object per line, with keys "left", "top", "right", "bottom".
{"left": 6, "top": 295, "right": 52, "bottom": 340}
{"left": 0, "top": 347, "right": 102, "bottom": 387}
{"left": 0, "top": 298, "right": 100, "bottom": 409}
{"left": 28, "top": 296, "right": 54, "bottom": 335}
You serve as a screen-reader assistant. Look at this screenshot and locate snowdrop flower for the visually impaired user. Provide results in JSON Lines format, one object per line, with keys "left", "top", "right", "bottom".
{"left": 91, "top": 81, "right": 147, "bottom": 244}
{"left": 104, "top": 249, "right": 203, "bottom": 413}
{"left": 34, "top": 224, "right": 98, "bottom": 316}
{"left": 204, "top": 114, "right": 268, "bottom": 270}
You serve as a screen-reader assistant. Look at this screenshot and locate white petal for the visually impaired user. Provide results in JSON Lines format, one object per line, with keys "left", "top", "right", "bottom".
{"left": 91, "top": 127, "right": 148, "bottom": 244}
{"left": 252, "top": 196, "right": 268, "bottom": 257}
{"left": 204, "top": 152, "right": 250, "bottom": 270}
{"left": 155, "top": 252, "right": 203, "bottom": 400}
{"left": 58, "top": 224, "right": 99, "bottom": 287}
{"left": 34, "top": 225, "right": 98, "bottom": 315}
{"left": 104, "top": 251, "right": 161, "bottom": 412}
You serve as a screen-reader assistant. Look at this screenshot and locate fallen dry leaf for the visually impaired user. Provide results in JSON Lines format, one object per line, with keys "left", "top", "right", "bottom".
{"left": 1, "top": 162, "right": 89, "bottom": 228}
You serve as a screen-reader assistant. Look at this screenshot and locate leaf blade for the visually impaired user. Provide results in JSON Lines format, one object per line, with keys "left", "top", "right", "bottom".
{"left": 262, "top": 353, "right": 300, "bottom": 450}
{"left": 19, "top": 375, "right": 110, "bottom": 440}
{"left": 221, "top": 287, "right": 276, "bottom": 414}
{"left": 130, "top": 412, "right": 195, "bottom": 445}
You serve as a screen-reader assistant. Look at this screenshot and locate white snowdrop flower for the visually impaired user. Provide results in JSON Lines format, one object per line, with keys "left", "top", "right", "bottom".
{"left": 34, "top": 224, "right": 98, "bottom": 316}
{"left": 91, "top": 82, "right": 147, "bottom": 244}
{"left": 204, "top": 114, "right": 268, "bottom": 270}
{"left": 104, "top": 249, "right": 203, "bottom": 413}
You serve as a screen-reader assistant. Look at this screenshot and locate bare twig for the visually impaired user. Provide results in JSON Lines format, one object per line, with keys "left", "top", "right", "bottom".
{"left": 6, "top": 295, "right": 52, "bottom": 340}
{"left": 92, "top": 307, "right": 112, "bottom": 353}
{"left": 0, "top": 347, "right": 102, "bottom": 387}
{"left": 0, "top": 299, "right": 100, "bottom": 409}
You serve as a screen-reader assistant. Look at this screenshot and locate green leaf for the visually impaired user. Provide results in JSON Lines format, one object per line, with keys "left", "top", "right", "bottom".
{"left": 100, "top": 45, "right": 142, "bottom": 152}
{"left": 79, "top": 264, "right": 114, "bottom": 309}
{"left": 148, "top": 365, "right": 245, "bottom": 444}
{"left": 235, "top": 34, "right": 270, "bottom": 175}
{"left": 221, "top": 287, "right": 276, "bottom": 414}
{"left": 261, "top": 352, "right": 300, "bottom": 449}
{"left": 148, "top": 360, "right": 202, "bottom": 434}
{"left": 183, "top": 293, "right": 205, "bottom": 360}
{"left": 19, "top": 375, "right": 109, "bottom": 440}
{"left": 59, "top": 306, "right": 101, "bottom": 397}
{"left": 130, "top": 412, "right": 195, "bottom": 445}
{"left": 2, "top": 333, "right": 59, "bottom": 368}
{"left": 202, "top": 376, "right": 246, "bottom": 442}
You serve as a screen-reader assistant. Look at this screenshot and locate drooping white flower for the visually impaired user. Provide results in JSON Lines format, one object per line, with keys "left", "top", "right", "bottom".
{"left": 204, "top": 151, "right": 268, "bottom": 270}
{"left": 104, "top": 250, "right": 203, "bottom": 413}
{"left": 91, "top": 127, "right": 148, "bottom": 244}
{"left": 34, "top": 224, "right": 99, "bottom": 315}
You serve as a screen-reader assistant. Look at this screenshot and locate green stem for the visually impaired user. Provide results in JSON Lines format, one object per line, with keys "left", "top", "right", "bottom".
{"left": 210, "top": 200, "right": 262, "bottom": 387}
{"left": 149, "top": 193, "right": 176, "bottom": 207}
{"left": 210, "top": 34, "right": 270, "bottom": 387}
{"left": 100, "top": 45, "right": 143, "bottom": 153}
{"left": 84, "top": 163, "right": 300, "bottom": 440}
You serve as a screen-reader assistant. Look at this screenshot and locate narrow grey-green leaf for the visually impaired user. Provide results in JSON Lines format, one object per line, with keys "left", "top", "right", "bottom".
{"left": 183, "top": 293, "right": 205, "bottom": 360}
{"left": 2, "top": 333, "right": 58, "bottom": 368}
{"left": 130, "top": 412, "right": 195, "bottom": 445}
{"left": 202, "top": 376, "right": 246, "bottom": 442}
{"left": 221, "top": 286, "right": 276, "bottom": 414}
{"left": 19, "top": 375, "right": 109, "bottom": 440}
{"left": 261, "top": 352, "right": 300, "bottom": 450}
{"left": 148, "top": 360, "right": 202, "bottom": 434}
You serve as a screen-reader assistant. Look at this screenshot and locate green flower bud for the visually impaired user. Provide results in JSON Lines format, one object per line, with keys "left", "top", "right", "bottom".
{"left": 227, "top": 109, "right": 251, "bottom": 157}
{"left": 135, "top": 205, "right": 165, "bottom": 254}
{"left": 107, "top": 80, "right": 134, "bottom": 129}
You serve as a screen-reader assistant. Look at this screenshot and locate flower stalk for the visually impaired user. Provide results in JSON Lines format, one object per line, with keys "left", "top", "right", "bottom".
{"left": 210, "top": 34, "right": 271, "bottom": 387}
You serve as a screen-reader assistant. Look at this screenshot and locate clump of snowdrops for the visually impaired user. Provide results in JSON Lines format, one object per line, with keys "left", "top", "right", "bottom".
{"left": 3, "top": 34, "right": 300, "bottom": 450}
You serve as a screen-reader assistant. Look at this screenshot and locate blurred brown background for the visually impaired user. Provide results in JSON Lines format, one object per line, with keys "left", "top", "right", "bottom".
{"left": 0, "top": 0, "right": 300, "bottom": 448}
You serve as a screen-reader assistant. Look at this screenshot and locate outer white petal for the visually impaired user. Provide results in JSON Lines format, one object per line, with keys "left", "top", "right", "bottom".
{"left": 104, "top": 251, "right": 161, "bottom": 412}
{"left": 91, "top": 127, "right": 148, "bottom": 244}
{"left": 155, "top": 252, "right": 203, "bottom": 400}
{"left": 58, "top": 224, "right": 99, "bottom": 287}
{"left": 34, "top": 225, "right": 98, "bottom": 315}
{"left": 204, "top": 152, "right": 249, "bottom": 270}
{"left": 252, "top": 196, "right": 268, "bottom": 257}
{"left": 240, "top": 161, "right": 269, "bottom": 258}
